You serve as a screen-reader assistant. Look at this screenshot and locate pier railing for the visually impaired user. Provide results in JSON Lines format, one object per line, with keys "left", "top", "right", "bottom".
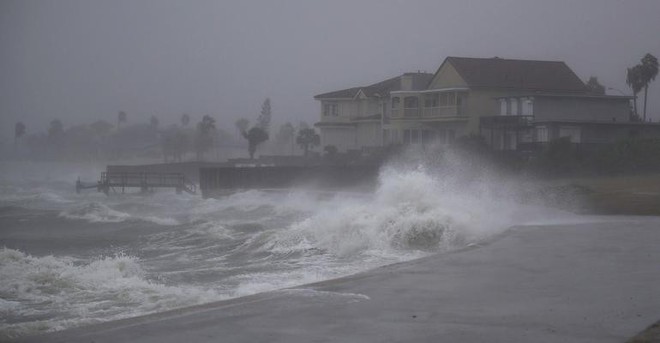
{"left": 77, "top": 171, "right": 196, "bottom": 195}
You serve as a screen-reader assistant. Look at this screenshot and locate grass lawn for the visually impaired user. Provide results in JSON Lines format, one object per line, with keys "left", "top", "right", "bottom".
{"left": 548, "top": 173, "right": 660, "bottom": 215}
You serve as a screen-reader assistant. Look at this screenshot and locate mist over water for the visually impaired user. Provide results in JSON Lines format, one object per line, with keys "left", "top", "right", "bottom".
{"left": 0, "top": 158, "right": 574, "bottom": 339}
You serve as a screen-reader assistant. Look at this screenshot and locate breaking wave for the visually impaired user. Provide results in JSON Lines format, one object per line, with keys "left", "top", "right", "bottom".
{"left": 0, "top": 248, "right": 221, "bottom": 339}
{"left": 59, "top": 202, "right": 180, "bottom": 226}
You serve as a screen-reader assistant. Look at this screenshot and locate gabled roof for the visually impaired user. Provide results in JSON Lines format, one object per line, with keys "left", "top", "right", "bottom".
{"left": 314, "top": 72, "right": 433, "bottom": 99}
{"left": 435, "top": 57, "right": 587, "bottom": 93}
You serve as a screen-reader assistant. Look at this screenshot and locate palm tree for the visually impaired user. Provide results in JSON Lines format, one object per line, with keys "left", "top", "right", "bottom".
{"left": 181, "top": 113, "right": 190, "bottom": 127}
{"left": 14, "top": 122, "right": 26, "bottom": 153}
{"left": 150, "top": 115, "right": 159, "bottom": 130}
{"left": 195, "top": 115, "right": 216, "bottom": 160}
{"left": 48, "top": 119, "right": 64, "bottom": 139}
{"left": 626, "top": 65, "right": 644, "bottom": 119}
{"left": 640, "top": 53, "right": 658, "bottom": 121}
{"left": 585, "top": 76, "right": 605, "bottom": 95}
{"left": 296, "top": 128, "right": 320, "bottom": 157}
{"left": 117, "top": 111, "right": 127, "bottom": 128}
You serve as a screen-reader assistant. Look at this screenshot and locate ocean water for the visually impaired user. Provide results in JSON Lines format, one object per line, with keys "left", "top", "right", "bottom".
{"left": 0, "top": 160, "right": 567, "bottom": 339}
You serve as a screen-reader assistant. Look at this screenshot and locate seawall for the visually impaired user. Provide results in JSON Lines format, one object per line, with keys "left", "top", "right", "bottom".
{"left": 199, "top": 165, "right": 381, "bottom": 197}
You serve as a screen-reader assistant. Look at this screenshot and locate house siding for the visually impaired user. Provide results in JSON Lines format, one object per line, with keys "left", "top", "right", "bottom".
{"left": 320, "top": 127, "right": 356, "bottom": 152}
{"left": 534, "top": 97, "right": 630, "bottom": 122}
{"left": 428, "top": 62, "right": 468, "bottom": 89}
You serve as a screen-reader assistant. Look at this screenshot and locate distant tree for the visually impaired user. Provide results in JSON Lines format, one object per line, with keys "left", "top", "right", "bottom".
{"left": 150, "top": 115, "right": 159, "bottom": 130}
{"left": 195, "top": 115, "right": 216, "bottom": 160}
{"left": 298, "top": 121, "right": 310, "bottom": 131}
{"left": 627, "top": 65, "right": 644, "bottom": 119}
{"left": 324, "top": 145, "right": 338, "bottom": 157}
{"left": 640, "top": 53, "right": 658, "bottom": 121}
{"left": 257, "top": 98, "right": 271, "bottom": 132}
{"left": 235, "top": 118, "right": 250, "bottom": 137}
{"left": 14, "top": 122, "right": 26, "bottom": 146}
{"left": 90, "top": 120, "right": 114, "bottom": 136}
{"left": 117, "top": 111, "right": 127, "bottom": 128}
{"left": 181, "top": 113, "right": 190, "bottom": 127}
{"left": 296, "top": 128, "right": 320, "bottom": 156}
{"left": 275, "top": 122, "right": 295, "bottom": 154}
{"left": 585, "top": 76, "right": 605, "bottom": 95}
{"left": 48, "top": 119, "right": 64, "bottom": 139}
{"left": 242, "top": 127, "right": 268, "bottom": 159}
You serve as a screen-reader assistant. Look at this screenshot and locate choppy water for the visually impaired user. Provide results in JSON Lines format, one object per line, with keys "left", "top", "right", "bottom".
{"left": 0, "top": 160, "right": 564, "bottom": 339}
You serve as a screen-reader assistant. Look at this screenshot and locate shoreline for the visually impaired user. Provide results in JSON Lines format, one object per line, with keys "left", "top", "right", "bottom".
{"left": 16, "top": 217, "right": 660, "bottom": 342}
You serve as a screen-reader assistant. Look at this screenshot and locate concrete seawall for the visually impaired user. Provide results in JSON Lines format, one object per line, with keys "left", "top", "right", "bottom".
{"left": 106, "top": 162, "right": 226, "bottom": 183}
{"left": 199, "top": 165, "right": 381, "bottom": 197}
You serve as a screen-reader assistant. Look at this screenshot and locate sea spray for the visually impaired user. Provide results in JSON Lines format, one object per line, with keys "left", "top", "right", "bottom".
{"left": 0, "top": 248, "right": 221, "bottom": 339}
{"left": 0, "top": 159, "right": 567, "bottom": 339}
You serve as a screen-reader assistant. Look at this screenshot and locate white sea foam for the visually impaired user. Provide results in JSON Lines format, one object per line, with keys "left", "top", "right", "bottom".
{"left": 258, "top": 166, "right": 532, "bottom": 261}
{"left": 0, "top": 248, "right": 222, "bottom": 339}
{"left": 58, "top": 202, "right": 180, "bottom": 225}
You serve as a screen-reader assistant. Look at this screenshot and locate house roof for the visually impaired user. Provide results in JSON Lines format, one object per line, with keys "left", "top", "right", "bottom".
{"left": 438, "top": 57, "right": 587, "bottom": 93}
{"left": 314, "top": 72, "right": 433, "bottom": 99}
{"left": 494, "top": 93, "right": 633, "bottom": 100}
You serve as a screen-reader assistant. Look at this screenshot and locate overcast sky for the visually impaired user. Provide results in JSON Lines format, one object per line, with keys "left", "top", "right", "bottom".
{"left": 1, "top": 0, "right": 660, "bottom": 140}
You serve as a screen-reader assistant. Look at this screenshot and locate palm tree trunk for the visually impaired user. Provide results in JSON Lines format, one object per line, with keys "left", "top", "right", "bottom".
{"left": 643, "top": 85, "right": 649, "bottom": 122}
{"left": 633, "top": 94, "right": 638, "bottom": 119}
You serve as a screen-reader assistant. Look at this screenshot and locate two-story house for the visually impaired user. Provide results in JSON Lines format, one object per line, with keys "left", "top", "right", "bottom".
{"left": 314, "top": 56, "right": 644, "bottom": 153}
{"left": 313, "top": 72, "right": 433, "bottom": 153}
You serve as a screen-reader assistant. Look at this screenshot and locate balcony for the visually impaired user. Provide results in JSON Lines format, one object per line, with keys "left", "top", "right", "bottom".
{"left": 403, "top": 107, "right": 420, "bottom": 117}
{"left": 480, "top": 115, "right": 534, "bottom": 128}
{"left": 422, "top": 106, "right": 463, "bottom": 117}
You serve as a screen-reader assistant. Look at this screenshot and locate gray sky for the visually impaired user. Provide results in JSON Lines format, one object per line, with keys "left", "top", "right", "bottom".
{"left": 1, "top": 0, "right": 660, "bottom": 140}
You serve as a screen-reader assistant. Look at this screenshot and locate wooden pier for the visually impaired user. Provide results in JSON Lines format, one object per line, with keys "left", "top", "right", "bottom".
{"left": 76, "top": 171, "right": 196, "bottom": 195}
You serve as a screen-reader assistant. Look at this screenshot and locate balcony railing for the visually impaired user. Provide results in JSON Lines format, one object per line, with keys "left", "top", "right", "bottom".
{"left": 403, "top": 107, "right": 420, "bottom": 117}
{"left": 422, "top": 106, "right": 463, "bottom": 117}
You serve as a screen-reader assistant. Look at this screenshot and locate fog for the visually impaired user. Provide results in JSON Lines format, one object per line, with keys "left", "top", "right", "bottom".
{"left": 2, "top": 0, "right": 660, "bottom": 146}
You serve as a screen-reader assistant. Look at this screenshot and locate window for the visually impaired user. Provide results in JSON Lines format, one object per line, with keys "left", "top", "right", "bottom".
{"left": 439, "top": 93, "right": 450, "bottom": 106}
{"left": 510, "top": 98, "right": 518, "bottom": 115}
{"left": 522, "top": 98, "right": 534, "bottom": 116}
{"left": 404, "top": 96, "right": 418, "bottom": 108}
{"left": 424, "top": 94, "right": 438, "bottom": 107}
{"left": 323, "top": 103, "right": 338, "bottom": 116}
{"left": 392, "top": 97, "right": 400, "bottom": 109}
{"left": 500, "top": 99, "right": 507, "bottom": 116}
{"left": 536, "top": 126, "right": 548, "bottom": 142}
